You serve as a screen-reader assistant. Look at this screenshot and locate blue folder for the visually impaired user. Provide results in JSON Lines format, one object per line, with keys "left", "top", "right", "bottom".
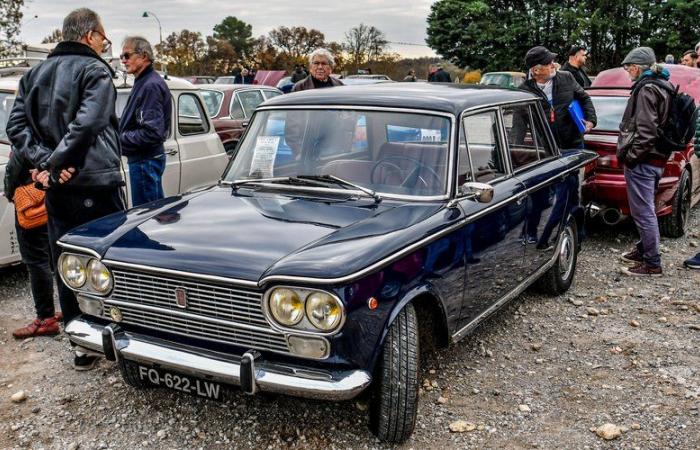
{"left": 568, "top": 100, "right": 586, "bottom": 133}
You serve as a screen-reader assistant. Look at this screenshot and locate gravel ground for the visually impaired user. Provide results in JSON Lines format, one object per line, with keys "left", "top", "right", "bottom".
{"left": 1, "top": 212, "right": 699, "bottom": 450}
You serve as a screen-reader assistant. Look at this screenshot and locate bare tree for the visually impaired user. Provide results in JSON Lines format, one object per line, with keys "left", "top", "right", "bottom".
{"left": 0, "top": 0, "right": 24, "bottom": 57}
{"left": 41, "top": 29, "right": 63, "bottom": 44}
{"left": 269, "top": 26, "right": 325, "bottom": 61}
{"left": 343, "top": 23, "right": 388, "bottom": 69}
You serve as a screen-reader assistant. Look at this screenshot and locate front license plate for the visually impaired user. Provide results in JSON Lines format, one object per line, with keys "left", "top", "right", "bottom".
{"left": 137, "top": 365, "right": 223, "bottom": 401}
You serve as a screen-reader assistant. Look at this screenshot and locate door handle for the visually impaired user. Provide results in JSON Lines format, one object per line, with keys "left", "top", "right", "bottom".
{"left": 515, "top": 193, "right": 527, "bottom": 205}
{"left": 165, "top": 148, "right": 178, "bottom": 156}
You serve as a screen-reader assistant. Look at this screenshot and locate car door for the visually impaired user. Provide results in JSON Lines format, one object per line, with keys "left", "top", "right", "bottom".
{"left": 502, "top": 101, "right": 568, "bottom": 272}
{"left": 456, "top": 108, "right": 528, "bottom": 324}
{"left": 176, "top": 91, "right": 228, "bottom": 193}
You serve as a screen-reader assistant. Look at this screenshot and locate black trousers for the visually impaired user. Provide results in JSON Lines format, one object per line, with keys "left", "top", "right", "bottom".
{"left": 15, "top": 219, "right": 54, "bottom": 319}
{"left": 45, "top": 188, "right": 125, "bottom": 325}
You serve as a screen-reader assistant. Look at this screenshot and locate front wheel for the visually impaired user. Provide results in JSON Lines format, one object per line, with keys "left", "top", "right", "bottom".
{"left": 659, "top": 169, "right": 691, "bottom": 238}
{"left": 536, "top": 219, "right": 578, "bottom": 295}
{"left": 368, "top": 303, "right": 419, "bottom": 443}
{"left": 118, "top": 359, "right": 155, "bottom": 389}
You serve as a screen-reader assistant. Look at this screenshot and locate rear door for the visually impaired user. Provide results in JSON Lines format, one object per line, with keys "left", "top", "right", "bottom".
{"left": 176, "top": 91, "right": 228, "bottom": 193}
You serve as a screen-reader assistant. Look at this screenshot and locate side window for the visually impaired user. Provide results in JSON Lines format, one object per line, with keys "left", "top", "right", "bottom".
{"left": 502, "top": 103, "right": 549, "bottom": 170}
{"left": 530, "top": 104, "right": 555, "bottom": 158}
{"left": 237, "top": 90, "right": 265, "bottom": 118}
{"left": 264, "top": 90, "right": 282, "bottom": 100}
{"left": 230, "top": 95, "right": 245, "bottom": 120}
{"left": 464, "top": 111, "right": 506, "bottom": 183}
{"left": 178, "top": 94, "right": 209, "bottom": 135}
{"left": 457, "top": 125, "right": 473, "bottom": 185}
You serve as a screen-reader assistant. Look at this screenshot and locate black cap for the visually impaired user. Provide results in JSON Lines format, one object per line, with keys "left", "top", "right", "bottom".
{"left": 568, "top": 44, "right": 587, "bottom": 56}
{"left": 525, "top": 46, "right": 557, "bottom": 69}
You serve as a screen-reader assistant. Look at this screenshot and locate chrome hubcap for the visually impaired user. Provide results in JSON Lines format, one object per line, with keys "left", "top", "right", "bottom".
{"left": 558, "top": 226, "right": 574, "bottom": 281}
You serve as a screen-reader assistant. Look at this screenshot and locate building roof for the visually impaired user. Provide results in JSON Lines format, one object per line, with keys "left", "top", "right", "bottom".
{"left": 261, "top": 83, "right": 536, "bottom": 116}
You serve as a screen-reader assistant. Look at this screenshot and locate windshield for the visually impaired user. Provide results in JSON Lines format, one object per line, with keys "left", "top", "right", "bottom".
{"left": 225, "top": 109, "right": 451, "bottom": 198}
{"left": 591, "top": 96, "right": 627, "bottom": 131}
{"left": 0, "top": 92, "right": 16, "bottom": 144}
{"left": 200, "top": 90, "right": 224, "bottom": 117}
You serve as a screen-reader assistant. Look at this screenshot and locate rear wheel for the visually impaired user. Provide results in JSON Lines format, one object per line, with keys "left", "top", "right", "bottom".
{"left": 536, "top": 219, "right": 578, "bottom": 295}
{"left": 368, "top": 303, "right": 419, "bottom": 444}
{"left": 659, "top": 169, "right": 691, "bottom": 238}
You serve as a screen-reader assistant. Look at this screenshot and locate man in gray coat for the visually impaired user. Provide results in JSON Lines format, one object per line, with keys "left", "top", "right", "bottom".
{"left": 617, "top": 47, "right": 672, "bottom": 276}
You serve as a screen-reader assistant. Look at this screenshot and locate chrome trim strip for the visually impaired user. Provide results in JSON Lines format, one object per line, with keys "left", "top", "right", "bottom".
{"left": 260, "top": 161, "right": 591, "bottom": 286}
{"left": 65, "top": 318, "right": 371, "bottom": 401}
{"left": 255, "top": 104, "right": 456, "bottom": 120}
{"left": 104, "top": 298, "right": 280, "bottom": 335}
{"left": 56, "top": 242, "right": 101, "bottom": 259}
{"left": 451, "top": 231, "right": 563, "bottom": 342}
{"left": 101, "top": 259, "right": 259, "bottom": 287}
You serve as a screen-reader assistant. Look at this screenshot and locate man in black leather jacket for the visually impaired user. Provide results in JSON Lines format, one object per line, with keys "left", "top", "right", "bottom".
{"left": 6, "top": 8, "right": 125, "bottom": 370}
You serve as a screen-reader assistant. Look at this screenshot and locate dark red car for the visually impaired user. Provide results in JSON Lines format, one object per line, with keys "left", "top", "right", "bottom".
{"left": 583, "top": 65, "right": 700, "bottom": 237}
{"left": 199, "top": 84, "right": 282, "bottom": 154}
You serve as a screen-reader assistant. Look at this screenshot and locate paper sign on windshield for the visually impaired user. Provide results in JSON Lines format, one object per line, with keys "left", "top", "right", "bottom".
{"left": 249, "top": 136, "right": 280, "bottom": 178}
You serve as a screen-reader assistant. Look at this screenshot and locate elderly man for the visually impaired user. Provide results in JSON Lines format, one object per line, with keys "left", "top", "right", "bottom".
{"left": 292, "top": 48, "right": 343, "bottom": 92}
{"left": 119, "top": 36, "right": 171, "bottom": 206}
{"left": 7, "top": 8, "right": 125, "bottom": 369}
{"left": 680, "top": 50, "right": 697, "bottom": 68}
{"left": 617, "top": 47, "right": 672, "bottom": 276}
{"left": 561, "top": 44, "right": 591, "bottom": 88}
{"left": 520, "top": 46, "right": 596, "bottom": 150}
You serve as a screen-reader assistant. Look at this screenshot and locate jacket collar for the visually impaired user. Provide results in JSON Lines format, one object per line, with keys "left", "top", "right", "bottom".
{"left": 135, "top": 63, "right": 154, "bottom": 81}
{"left": 48, "top": 41, "right": 116, "bottom": 77}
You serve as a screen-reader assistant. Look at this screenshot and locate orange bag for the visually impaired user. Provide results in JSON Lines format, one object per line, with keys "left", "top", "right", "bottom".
{"left": 14, "top": 183, "right": 48, "bottom": 229}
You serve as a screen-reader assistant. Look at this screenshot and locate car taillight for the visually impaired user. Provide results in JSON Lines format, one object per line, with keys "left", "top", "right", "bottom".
{"left": 597, "top": 155, "right": 620, "bottom": 169}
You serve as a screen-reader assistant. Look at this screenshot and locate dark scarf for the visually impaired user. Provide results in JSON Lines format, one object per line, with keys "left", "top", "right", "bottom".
{"left": 311, "top": 76, "right": 334, "bottom": 88}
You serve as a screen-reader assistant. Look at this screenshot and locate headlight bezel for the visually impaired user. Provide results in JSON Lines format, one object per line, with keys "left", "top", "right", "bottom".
{"left": 59, "top": 254, "right": 87, "bottom": 289}
{"left": 263, "top": 286, "right": 345, "bottom": 336}
{"left": 87, "top": 258, "right": 113, "bottom": 294}
{"left": 58, "top": 253, "right": 113, "bottom": 296}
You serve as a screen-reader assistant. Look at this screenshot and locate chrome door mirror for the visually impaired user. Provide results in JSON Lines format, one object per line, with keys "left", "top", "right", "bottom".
{"left": 459, "top": 181, "right": 494, "bottom": 203}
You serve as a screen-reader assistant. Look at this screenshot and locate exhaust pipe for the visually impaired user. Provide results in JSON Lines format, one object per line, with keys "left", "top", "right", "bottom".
{"left": 601, "top": 208, "right": 627, "bottom": 226}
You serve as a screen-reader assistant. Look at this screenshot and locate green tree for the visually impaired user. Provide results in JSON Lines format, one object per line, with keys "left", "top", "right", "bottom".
{"left": 0, "top": 0, "right": 24, "bottom": 57}
{"left": 213, "top": 16, "right": 254, "bottom": 61}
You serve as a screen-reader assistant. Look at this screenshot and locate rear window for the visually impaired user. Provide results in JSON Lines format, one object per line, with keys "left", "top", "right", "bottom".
{"left": 591, "top": 96, "right": 628, "bottom": 131}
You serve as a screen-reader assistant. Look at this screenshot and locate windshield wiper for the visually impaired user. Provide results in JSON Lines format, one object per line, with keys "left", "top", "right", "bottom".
{"left": 295, "top": 174, "right": 382, "bottom": 203}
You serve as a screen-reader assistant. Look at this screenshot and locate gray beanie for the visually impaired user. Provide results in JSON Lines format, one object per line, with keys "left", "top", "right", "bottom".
{"left": 621, "top": 47, "right": 656, "bottom": 66}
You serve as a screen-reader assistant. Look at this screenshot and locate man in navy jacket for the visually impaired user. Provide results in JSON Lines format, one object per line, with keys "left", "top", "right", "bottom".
{"left": 118, "top": 36, "right": 171, "bottom": 206}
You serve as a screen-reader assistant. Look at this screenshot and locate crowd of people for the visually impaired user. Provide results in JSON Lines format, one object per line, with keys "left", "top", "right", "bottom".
{"left": 4, "top": 7, "right": 700, "bottom": 372}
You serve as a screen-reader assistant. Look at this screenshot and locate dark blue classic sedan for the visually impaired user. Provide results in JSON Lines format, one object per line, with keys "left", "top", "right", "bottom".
{"left": 59, "top": 84, "right": 596, "bottom": 443}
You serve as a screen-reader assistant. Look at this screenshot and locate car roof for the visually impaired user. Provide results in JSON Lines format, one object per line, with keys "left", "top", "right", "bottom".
{"left": 589, "top": 65, "right": 700, "bottom": 99}
{"left": 198, "top": 83, "right": 281, "bottom": 91}
{"left": 261, "top": 83, "right": 536, "bottom": 116}
{"left": 483, "top": 71, "right": 526, "bottom": 77}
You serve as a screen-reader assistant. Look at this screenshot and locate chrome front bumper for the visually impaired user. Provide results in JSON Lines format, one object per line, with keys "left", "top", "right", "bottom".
{"left": 65, "top": 318, "right": 371, "bottom": 401}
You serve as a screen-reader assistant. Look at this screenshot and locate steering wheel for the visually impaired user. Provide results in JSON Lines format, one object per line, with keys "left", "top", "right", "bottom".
{"left": 370, "top": 155, "right": 442, "bottom": 189}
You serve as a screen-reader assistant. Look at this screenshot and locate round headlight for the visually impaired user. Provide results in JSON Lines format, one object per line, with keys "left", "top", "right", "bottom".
{"left": 269, "top": 288, "right": 304, "bottom": 326}
{"left": 305, "top": 292, "right": 342, "bottom": 331}
{"left": 88, "top": 259, "right": 112, "bottom": 294}
{"left": 60, "top": 254, "right": 86, "bottom": 289}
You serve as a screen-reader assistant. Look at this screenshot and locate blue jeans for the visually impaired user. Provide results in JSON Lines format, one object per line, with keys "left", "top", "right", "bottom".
{"left": 129, "top": 155, "right": 165, "bottom": 207}
{"left": 624, "top": 163, "right": 663, "bottom": 267}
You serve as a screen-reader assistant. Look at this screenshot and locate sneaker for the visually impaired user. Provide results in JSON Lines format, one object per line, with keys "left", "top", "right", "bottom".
{"left": 73, "top": 353, "right": 100, "bottom": 371}
{"left": 621, "top": 263, "right": 663, "bottom": 277}
{"left": 621, "top": 249, "right": 643, "bottom": 265}
{"left": 12, "top": 317, "right": 60, "bottom": 339}
{"left": 683, "top": 253, "right": 700, "bottom": 269}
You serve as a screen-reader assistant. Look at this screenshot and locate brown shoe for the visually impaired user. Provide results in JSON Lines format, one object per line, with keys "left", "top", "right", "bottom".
{"left": 621, "top": 263, "right": 663, "bottom": 277}
{"left": 621, "top": 249, "right": 643, "bottom": 265}
{"left": 12, "top": 317, "right": 61, "bottom": 339}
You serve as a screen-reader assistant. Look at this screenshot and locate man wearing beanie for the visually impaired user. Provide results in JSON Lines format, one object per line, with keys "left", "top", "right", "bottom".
{"left": 520, "top": 46, "right": 597, "bottom": 150}
{"left": 617, "top": 47, "right": 672, "bottom": 276}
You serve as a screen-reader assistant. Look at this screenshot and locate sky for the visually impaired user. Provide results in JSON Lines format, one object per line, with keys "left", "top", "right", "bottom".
{"left": 19, "top": 0, "right": 438, "bottom": 58}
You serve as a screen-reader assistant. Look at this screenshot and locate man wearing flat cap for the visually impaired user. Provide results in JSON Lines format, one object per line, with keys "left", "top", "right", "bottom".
{"left": 617, "top": 47, "right": 673, "bottom": 276}
{"left": 520, "top": 45, "right": 597, "bottom": 150}
{"left": 561, "top": 44, "right": 591, "bottom": 88}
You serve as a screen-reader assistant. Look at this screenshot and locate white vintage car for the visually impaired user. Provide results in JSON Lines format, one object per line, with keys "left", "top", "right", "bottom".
{"left": 0, "top": 72, "right": 228, "bottom": 268}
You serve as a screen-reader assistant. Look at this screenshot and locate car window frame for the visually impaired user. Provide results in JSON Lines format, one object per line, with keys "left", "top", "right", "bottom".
{"left": 262, "top": 89, "right": 282, "bottom": 100}
{"left": 459, "top": 106, "right": 510, "bottom": 188}
{"left": 199, "top": 88, "right": 225, "bottom": 118}
{"left": 229, "top": 88, "right": 266, "bottom": 120}
{"left": 176, "top": 92, "right": 210, "bottom": 137}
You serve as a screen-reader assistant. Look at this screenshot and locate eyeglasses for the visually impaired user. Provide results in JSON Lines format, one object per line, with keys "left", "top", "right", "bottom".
{"left": 91, "top": 29, "right": 112, "bottom": 53}
{"left": 119, "top": 51, "right": 140, "bottom": 60}
{"left": 311, "top": 60, "right": 330, "bottom": 66}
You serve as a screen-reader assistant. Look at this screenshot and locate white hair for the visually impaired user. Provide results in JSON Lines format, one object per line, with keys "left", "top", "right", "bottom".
{"left": 123, "top": 36, "right": 154, "bottom": 62}
{"left": 309, "top": 48, "right": 334, "bottom": 67}
{"left": 62, "top": 8, "right": 101, "bottom": 42}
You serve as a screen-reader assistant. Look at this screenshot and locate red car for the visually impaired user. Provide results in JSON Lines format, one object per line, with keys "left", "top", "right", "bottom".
{"left": 583, "top": 65, "right": 700, "bottom": 237}
{"left": 199, "top": 84, "right": 282, "bottom": 154}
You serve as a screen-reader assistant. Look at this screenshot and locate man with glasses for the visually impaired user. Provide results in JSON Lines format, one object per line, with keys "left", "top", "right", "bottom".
{"left": 7, "top": 8, "right": 125, "bottom": 370}
{"left": 292, "top": 48, "right": 343, "bottom": 92}
{"left": 118, "top": 36, "right": 171, "bottom": 206}
{"left": 561, "top": 45, "right": 591, "bottom": 88}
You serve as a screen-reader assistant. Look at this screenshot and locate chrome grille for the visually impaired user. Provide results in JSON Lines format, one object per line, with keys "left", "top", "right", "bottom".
{"left": 104, "top": 268, "right": 289, "bottom": 353}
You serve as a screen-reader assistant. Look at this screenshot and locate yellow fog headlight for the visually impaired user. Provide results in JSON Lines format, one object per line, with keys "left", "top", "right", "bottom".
{"left": 87, "top": 259, "right": 112, "bottom": 294}
{"left": 269, "top": 288, "right": 304, "bottom": 326}
{"left": 305, "top": 292, "right": 342, "bottom": 331}
{"left": 60, "top": 254, "right": 86, "bottom": 288}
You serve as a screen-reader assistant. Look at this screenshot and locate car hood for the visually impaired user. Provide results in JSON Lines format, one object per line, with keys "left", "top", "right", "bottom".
{"left": 60, "top": 186, "right": 448, "bottom": 283}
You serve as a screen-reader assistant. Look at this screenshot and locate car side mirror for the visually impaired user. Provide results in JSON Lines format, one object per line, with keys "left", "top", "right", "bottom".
{"left": 459, "top": 181, "right": 494, "bottom": 203}
{"left": 242, "top": 120, "right": 250, "bottom": 128}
